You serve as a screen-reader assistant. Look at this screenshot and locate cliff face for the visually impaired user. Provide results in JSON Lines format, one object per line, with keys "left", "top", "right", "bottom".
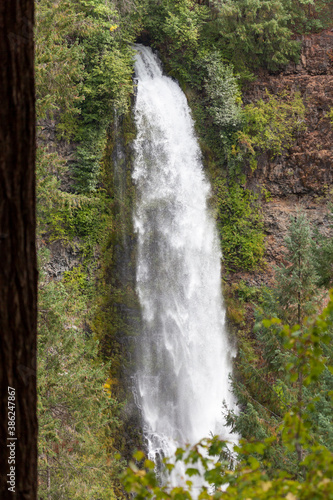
{"left": 243, "top": 29, "right": 333, "bottom": 282}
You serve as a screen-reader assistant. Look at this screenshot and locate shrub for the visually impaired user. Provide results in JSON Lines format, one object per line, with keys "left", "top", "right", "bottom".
{"left": 215, "top": 179, "right": 265, "bottom": 271}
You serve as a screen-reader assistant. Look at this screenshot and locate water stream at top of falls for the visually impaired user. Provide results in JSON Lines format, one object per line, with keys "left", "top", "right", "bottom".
{"left": 132, "top": 45, "right": 238, "bottom": 490}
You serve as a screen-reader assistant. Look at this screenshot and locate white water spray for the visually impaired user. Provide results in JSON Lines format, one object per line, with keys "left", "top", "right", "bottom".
{"left": 132, "top": 45, "right": 237, "bottom": 489}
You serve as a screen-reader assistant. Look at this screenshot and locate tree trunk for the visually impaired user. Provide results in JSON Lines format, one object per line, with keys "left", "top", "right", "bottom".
{"left": 0, "top": 1, "right": 37, "bottom": 498}
{"left": 46, "top": 454, "right": 51, "bottom": 500}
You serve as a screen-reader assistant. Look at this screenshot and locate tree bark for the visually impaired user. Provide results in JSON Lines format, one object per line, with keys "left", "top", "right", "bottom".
{"left": 0, "top": 1, "right": 37, "bottom": 498}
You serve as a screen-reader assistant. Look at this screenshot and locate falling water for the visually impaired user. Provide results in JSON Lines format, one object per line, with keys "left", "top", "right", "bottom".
{"left": 132, "top": 45, "right": 237, "bottom": 489}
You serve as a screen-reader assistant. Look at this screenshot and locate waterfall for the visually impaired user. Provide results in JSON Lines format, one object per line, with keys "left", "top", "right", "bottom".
{"left": 132, "top": 45, "right": 237, "bottom": 489}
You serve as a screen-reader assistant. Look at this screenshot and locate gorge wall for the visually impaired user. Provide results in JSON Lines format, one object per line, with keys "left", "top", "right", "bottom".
{"left": 39, "top": 30, "right": 333, "bottom": 304}
{"left": 36, "top": 28, "right": 333, "bottom": 489}
{"left": 241, "top": 29, "right": 333, "bottom": 286}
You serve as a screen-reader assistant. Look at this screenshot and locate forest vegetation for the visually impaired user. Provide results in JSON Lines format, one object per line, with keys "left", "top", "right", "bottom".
{"left": 36, "top": 0, "right": 333, "bottom": 498}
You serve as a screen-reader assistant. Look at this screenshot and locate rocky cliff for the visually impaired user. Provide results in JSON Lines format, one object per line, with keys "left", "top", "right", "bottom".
{"left": 243, "top": 29, "right": 333, "bottom": 284}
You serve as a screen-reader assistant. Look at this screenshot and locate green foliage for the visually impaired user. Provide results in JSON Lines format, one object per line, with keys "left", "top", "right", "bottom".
{"left": 137, "top": 2, "right": 308, "bottom": 202}
{"left": 35, "top": 0, "right": 84, "bottom": 132}
{"left": 214, "top": 179, "right": 265, "bottom": 271}
{"left": 71, "top": 0, "right": 135, "bottom": 191}
{"left": 36, "top": 64, "right": 140, "bottom": 494}
{"left": 140, "top": 0, "right": 318, "bottom": 88}
{"left": 275, "top": 211, "right": 321, "bottom": 324}
{"left": 313, "top": 209, "right": 333, "bottom": 288}
{"left": 140, "top": 0, "right": 330, "bottom": 88}
{"left": 122, "top": 293, "right": 333, "bottom": 499}
{"left": 36, "top": 103, "right": 138, "bottom": 500}
{"left": 36, "top": 139, "right": 123, "bottom": 496}
{"left": 36, "top": 0, "right": 136, "bottom": 192}
{"left": 210, "top": 0, "right": 301, "bottom": 72}
{"left": 287, "top": 0, "right": 333, "bottom": 34}
{"left": 232, "top": 212, "right": 333, "bottom": 480}
{"left": 38, "top": 263, "right": 125, "bottom": 499}
{"left": 236, "top": 90, "right": 306, "bottom": 169}
{"left": 204, "top": 53, "right": 242, "bottom": 136}
{"left": 75, "top": 0, "right": 135, "bottom": 120}
{"left": 42, "top": 195, "right": 110, "bottom": 259}
{"left": 162, "top": 0, "right": 208, "bottom": 56}
{"left": 36, "top": 144, "right": 113, "bottom": 262}
{"left": 224, "top": 285, "right": 247, "bottom": 326}
{"left": 224, "top": 280, "right": 264, "bottom": 327}
{"left": 235, "top": 280, "right": 264, "bottom": 304}
{"left": 63, "top": 265, "right": 93, "bottom": 295}
{"left": 36, "top": 146, "right": 64, "bottom": 238}
{"left": 143, "top": 0, "right": 209, "bottom": 84}
{"left": 74, "top": 128, "right": 107, "bottom": 192}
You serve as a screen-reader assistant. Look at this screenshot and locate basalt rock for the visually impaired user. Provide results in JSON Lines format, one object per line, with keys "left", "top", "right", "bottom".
{"left": 243, "top": 29, "right": 333, "bottom": 283}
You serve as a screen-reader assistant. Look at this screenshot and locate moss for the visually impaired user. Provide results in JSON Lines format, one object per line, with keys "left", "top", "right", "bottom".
{"left": 227, "top": 300, "right": 246, "bottom": 325}
{"left": 123, "top": 110, "right": 137, "bottom": 145}
{"left": 92, "top": 110, "right": 143, "bottom": 463}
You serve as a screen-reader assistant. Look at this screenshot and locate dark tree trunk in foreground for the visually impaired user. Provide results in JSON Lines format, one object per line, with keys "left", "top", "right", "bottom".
{"left": 0, "top": 1, "right": 37, "bottom": 498}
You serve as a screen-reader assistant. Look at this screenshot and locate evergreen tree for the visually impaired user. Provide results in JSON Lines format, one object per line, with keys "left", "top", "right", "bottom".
{"left": 275, "top": 211, "right": 320, "bottom": 325}
{"left": 225, "top": 212, "right": 328, "bottom": 475}
{"left": 313, "top": 210, "right": 333, "bottom": 288}
{"left": 211, "top": 0, "right": 301, "bottom": 72}
{"left": 271, "top": 212, "right": 321, "bottom": 462}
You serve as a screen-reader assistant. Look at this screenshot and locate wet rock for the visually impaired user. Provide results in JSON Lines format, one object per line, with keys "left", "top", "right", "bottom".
{"left": 43, "top": 239, "right": 81, "bottom": 280}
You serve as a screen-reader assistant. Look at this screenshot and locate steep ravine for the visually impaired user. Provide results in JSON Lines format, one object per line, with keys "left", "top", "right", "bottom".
{"left": 39, "top": 30, "right": 333, "bottom": 323}
{"left": 37, "top": 30, "right": 333, "bottom": 485}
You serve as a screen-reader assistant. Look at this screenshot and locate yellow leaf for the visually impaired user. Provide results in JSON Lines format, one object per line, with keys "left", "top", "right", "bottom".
{"left": 319, "top": 478, "right": 330, "bottom": 487}
{"left": 261, "top": 481, "right": 272, "bottom": 492}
